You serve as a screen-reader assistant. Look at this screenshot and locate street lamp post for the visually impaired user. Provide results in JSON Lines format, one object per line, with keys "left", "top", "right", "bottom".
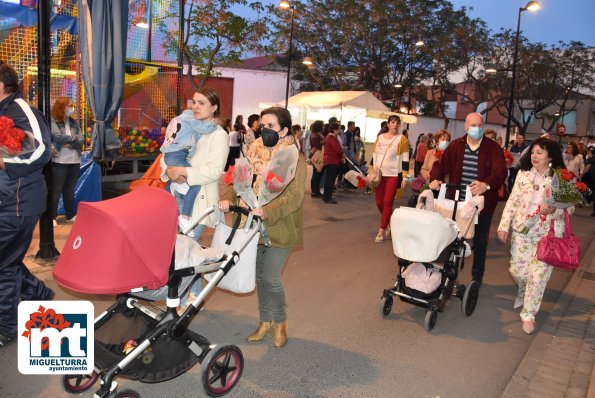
{"left": 505, "top": 1, "right": 541, "bottom": 147}
{"left": 280, "top": 0, "right": 294, "bottom": 109}
{"left": 406, "top": 40, "right": 424, "bottom": 128}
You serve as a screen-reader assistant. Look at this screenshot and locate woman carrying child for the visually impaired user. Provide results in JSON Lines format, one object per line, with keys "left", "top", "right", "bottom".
{"left": 161, "top": 86, "right": 229, "bottom": 309}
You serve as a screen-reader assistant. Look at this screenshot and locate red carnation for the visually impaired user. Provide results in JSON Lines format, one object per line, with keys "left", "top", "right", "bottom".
{"left": 265, "top": 171, "right": 284, "bottom": 192}
{"left": 0, "top": 115, "right": 26, "bottom": 156}
{"left": 560, "top": 169, "right": 575, "bottom": 182}
{"left": 576, "top": 182, "right": 587, "bottom": 193}
{"left": 224, "top": 165, "right": 235, "bottom": 185}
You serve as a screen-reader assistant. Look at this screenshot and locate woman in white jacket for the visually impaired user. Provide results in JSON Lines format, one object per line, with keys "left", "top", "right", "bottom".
{"left": 161, "top": 86, "right": 229, "bottom": 309}
{"left": 497, "top": 138, "right": 570, "bottom": 335}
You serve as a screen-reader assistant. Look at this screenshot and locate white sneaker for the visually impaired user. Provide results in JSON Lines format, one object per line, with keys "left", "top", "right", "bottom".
{"left": 178, "top": 216, "right": 196, "bottom": 238}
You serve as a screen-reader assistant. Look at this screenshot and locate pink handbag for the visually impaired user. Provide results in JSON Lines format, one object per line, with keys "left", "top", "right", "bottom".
{"left": 535, "top": 209, "right": 581, "bottom": 270}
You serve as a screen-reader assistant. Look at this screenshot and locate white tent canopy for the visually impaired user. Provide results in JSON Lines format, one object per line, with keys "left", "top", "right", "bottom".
{"left": 270, "top": 91, "right": 416, "bottom": 142}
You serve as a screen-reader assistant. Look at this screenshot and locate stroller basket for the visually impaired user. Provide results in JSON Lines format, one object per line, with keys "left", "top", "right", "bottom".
{"left": 94, "top": 302, "right": 202, "bottom": 383}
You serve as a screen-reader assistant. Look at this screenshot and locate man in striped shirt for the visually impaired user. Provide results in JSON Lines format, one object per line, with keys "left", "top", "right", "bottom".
{"left": 429, "top": 112, "right": 507, "bottom": 287}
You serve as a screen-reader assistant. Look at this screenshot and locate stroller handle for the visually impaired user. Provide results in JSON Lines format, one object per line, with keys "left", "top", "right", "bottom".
{"left": 443, "top": 183, "right": 466, "bottom": 191}
{"left": 229, "top": 205, "right": 259, "bottom": 220}
{"left": 180, "top": 205, "right": 262, "bottom": 236}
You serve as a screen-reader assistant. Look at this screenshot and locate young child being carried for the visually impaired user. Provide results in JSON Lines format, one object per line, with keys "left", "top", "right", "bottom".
{"left": 161, "top": 109, "right": 217, "bottom": 237}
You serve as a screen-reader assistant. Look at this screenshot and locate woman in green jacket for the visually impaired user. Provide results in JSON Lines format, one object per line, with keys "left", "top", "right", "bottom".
{"left": 220, "top": 106, "right": 306, "bottom": 348}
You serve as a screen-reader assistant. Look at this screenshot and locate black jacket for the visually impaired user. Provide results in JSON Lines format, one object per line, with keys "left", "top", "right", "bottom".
{"left": 0, "top": 91, "right": 51, "bottom": 216}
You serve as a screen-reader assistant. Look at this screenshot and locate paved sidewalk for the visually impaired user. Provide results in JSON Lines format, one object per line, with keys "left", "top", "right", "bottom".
{"left": 502, "top": 226, "right": 595, "bottom": 398}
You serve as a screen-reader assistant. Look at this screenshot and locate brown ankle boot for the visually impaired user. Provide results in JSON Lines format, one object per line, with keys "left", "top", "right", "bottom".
{"left": 271, "top": 321, "right": 287, "bottom": 348}
{"left": 247, "top": 321, "right": 272, "bottom": 342}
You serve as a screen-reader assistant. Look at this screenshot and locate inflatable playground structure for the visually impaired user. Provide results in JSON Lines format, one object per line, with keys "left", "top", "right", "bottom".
{"left": 0, "top": 0, "right": 183, "bottom": 172}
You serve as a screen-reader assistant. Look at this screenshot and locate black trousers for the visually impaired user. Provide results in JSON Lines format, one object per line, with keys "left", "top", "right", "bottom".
{"left": 322, "top": 164, "right": 340, "bottom": 200}
{"left": 310, "top": 167, "right": 324, "bottom": 195}
{"left": 52, "top": 162, "right": 80, "bottom": 220}
{"left": 0, "top": 215, "right": 52, "bottom": 338}
{"left": 471, "top": 212, "right": 494, "bottom": 282}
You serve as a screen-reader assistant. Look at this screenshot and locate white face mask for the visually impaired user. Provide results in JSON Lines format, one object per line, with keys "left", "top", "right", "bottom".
{"left": 66, "top": 107, "right": 75, "bottom": 117}
{"left": 438, "top": 140, "right": 449, "bottom": 151}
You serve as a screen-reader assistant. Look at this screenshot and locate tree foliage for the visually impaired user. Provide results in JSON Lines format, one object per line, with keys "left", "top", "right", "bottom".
{"left": 481, "top": 31, "right": 594, "bottom": 135}
{"left": 163, "top": 0, "right": 270, "bottom": 88}
{"left": 267, "top": 0, "right": 593, "bottom": 134}
{"left": 267, "top": 0, "right": 489, "bottom": 113}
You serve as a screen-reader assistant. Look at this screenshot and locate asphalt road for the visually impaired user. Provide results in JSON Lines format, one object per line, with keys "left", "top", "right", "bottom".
{"left": 1, "top": 180, "right": 592, "bottom": 398}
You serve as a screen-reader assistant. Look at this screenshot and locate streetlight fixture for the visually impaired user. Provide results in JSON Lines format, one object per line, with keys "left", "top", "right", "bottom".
{"left": 280, "top": 0, "right": 294, "bottom": 109}
{"left": 484, "top": 64, "right": 498, "bottom": 74}
{"left": 393, "top": 82, "right": 403, "bottom": 88}
{"left": 505, "top": 0, "right": 541, "bottom": 146}
{"left": 302, "top": 56, "right": 313, "bottom": 66}
{"left": 407, "top": 40, "right": 424, "bottom": 117}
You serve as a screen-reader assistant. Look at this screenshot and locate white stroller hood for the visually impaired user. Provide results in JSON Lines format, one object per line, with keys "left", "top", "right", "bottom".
{"left": 391, "top": 207, "right": 458, "bottom": 262}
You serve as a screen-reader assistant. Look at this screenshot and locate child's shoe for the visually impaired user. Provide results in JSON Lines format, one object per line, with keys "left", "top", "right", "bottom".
{"left": 178, "top": 216, "right": 196, "bottom": 238}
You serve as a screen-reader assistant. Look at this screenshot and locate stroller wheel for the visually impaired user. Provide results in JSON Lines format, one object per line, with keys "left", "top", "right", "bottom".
{"left": 62, "top": 372, "right": 99, "bottom": 394}
{"left": 380, "top": 295, "right": 393, "bottom": 317}
{"left": 114, "top": 389, "right": 141, "bottom": 398}
{"left": 461, "top": 281, "right": 479, "bottom": 317}
{"left": 424, "top": 308, "right": 438, "bottom": 331}
{"left": 201, "top": 344, "right": 244, "bottom": 397}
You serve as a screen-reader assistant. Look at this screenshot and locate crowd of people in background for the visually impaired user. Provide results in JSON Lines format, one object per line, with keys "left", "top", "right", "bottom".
{"left": 4, "top": 50, "right": 594, "bottom": 348}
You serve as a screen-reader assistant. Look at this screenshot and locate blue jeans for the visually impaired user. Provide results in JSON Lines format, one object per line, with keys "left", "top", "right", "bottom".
{"left": 181, "top": 222, "right": 205, "bottom": 301}
{"left": 164, "top": 152, "right": 200, "bottom": 217}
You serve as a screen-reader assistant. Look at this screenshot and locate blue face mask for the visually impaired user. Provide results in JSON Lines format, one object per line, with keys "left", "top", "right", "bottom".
{"left": 438, "top": 140, "right": 449, "bottom": 151}
{"left": 467, "top": 126, "right": 484, "bottom": 140}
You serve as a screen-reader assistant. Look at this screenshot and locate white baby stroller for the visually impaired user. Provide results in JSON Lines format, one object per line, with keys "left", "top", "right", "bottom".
{"left": 336, "top": 156, "right": 372, "bottom": 195}
{"left": 380, "top": 184, "right": 483, "bottom": 331}
{"left": 52, "top": 187, "right": 260, "bottom": 398}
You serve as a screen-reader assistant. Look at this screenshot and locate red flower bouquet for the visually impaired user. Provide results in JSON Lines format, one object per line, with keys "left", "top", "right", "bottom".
{"left": 545, "top": 168, "right": 591, "bottom": 208}
{"left": 0, "top": 115, "right": 35, "bottom": 158}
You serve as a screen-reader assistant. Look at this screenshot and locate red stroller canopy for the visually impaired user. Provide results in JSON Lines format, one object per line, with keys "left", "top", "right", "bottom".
{"left": 53, "top": 186, "right": 178, "bottom": 294}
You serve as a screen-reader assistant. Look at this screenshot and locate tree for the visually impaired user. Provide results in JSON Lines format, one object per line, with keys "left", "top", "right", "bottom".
{"left": 267, "top": 0, "right": 489, "bottom": 117}
{"left": 162, "top": 0, "right": 270, "bottom": 89}
{"left": 480, "top": 32, "right": 594, "bottom": 136}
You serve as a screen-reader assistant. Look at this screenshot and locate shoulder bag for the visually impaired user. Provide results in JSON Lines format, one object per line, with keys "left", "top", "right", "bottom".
{"left": 367, "top": 134, "right": 399, "bottom": 188}
{"left": 535, "top": 209, "right": 581, "bottom": 270}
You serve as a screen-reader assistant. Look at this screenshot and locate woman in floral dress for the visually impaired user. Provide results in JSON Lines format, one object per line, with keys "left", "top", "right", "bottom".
{"left": 497, "top": 138, "right": 570, "bottom": 335}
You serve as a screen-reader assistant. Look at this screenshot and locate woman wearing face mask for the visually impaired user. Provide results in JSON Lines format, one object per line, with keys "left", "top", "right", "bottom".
{"left": 220, "top": 107, "right": 306, "bottom": 348}
{"left": 420, "top": 129, "right": 451, "bottom": 180}
{"left": 563, "top": 142, "right": 584, "bottom": 180}
{"left": 50, "top": 97, "right": 84, "bottom": 226}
